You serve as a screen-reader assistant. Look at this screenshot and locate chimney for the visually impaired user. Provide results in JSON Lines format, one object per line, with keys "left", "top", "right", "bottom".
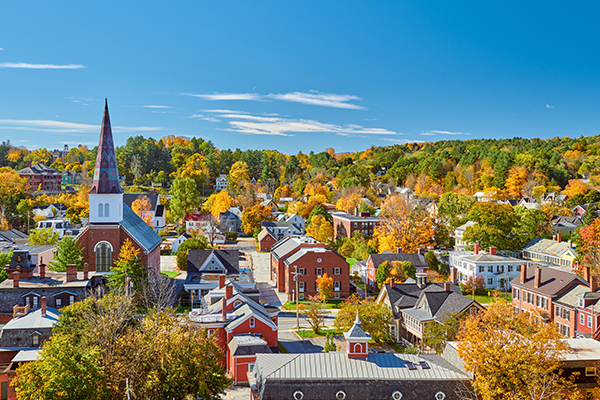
{"left": 591, "top": 276, "right": 599, "bottom": 293}
{"left": 534, "top": 267, "right": 541, "bottom": 289}
{"left": 396, "top": 247, "right": 403, "bottom": 254}
{"left": 444, "top": 282, "right": 451, "bottom": 292}
{"left": 474, "top": 244, "right": 479, "bottom": 255}
{"left": 221, "top": 297, "right": 227, "bottom": 320}
{"left": 489, "top": 246, "right": 497, "bottom": 255}
{"left": 12, "top": 271, "right": 19, "bottom": 288}
{"left": 39, "top": 263, "right": 46, "bottom": 279}
{"left": 218, "top": 275, "right": 225, "bottom": 289}
{"left": 416, "top": 273, "right": 427, "bottom": 288}
{"left": 27, "top": 161, "right": 32, "bottom": 168}
{"left": 390, "top": 278, "right": 395, "bottom": 288}
{"left": 584, "top": 266, "right": 591, "bottom": 284}
{"left": 520, "top": 264, "right": 527, "bottom": 284}
{"left": 83, "top": 263, "right": 89, "bottom": 280}
{"left": 556, "top": 232, "right": 561, "bottom": 243}
{"left": 66, "top": 264, "right": 77, "bottom": 282}
{"left": 226, "top": 285, "right": 233, "bottom": 299}
{"left": 41, "top": 296, "right": 47, "bottom": 316}
{"left": 450, "top": 267, "right": 458, "bottom": 284}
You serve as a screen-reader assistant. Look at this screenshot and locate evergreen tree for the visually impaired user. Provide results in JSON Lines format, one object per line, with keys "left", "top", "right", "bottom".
{"left": 582, "top": 203, "right": 599, "bottom": 226}
{"left": 425, "top": 250, "right": 440, "bottom": 272}
{"left": 324, "top": 332, "right": 336, "bottom": 353}
{"left": 49, "top": 236, "right": 83, "bottom": 272}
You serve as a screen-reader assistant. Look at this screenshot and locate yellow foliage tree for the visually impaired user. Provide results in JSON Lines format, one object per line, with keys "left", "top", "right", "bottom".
{"left": 374, "top": 195, "right": 435, "bottom": 253}
{"left": 209, "top": 190, "right": 234, "bottom": 219}
{"left": 306, "top": 214, "right": 333, "bottom": 242}
{"left": 132, "top": 195, "right": 153, "bottom": 226}
{"left": 335, "top": 192, "right": 362, "bottom": 213}
{"left": 227, "top": 161, "right": 250, "bottom": 189}
{"left": 562, "top": 179, "right": 588, "bottom": 197}
{"left": 505, "top": 166, "right": 528, "bottom": 199}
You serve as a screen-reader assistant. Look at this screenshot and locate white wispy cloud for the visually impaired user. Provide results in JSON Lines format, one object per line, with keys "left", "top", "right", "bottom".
{"left": 143, "top": 105, "right": 172, "bottom": 109}
{"left": 0, "top": 48, "right": 4, "bottom": 51}
{"left": 189, "top": 114, "right": 221, "bottom": 122}
{"left": 184, "top": 93, "right": 262, "bottom": 101}
{"left": 201, "top": 109, "right": 250, "bottom": 114}
{"left": 187, "top": 90, "right": 365, "bottom": 110}
{"left": 546, "top": 104, "right": 554, "bottom": 108}
{"left": 203, "top": 111, "right": 397, "bottom": 137}
{"left": 0, "top": 119, "right": 161, "bottom": 134}
{"left": 421, "top": 130, "right": 471, "bottom": 136}
{"left": 380, "top": 138, "right": 425, "bottom": 144}
{"left": 267, "top": 91, "right": 365, "bottom": 110}
{"left": 0, "top": 62, "right": 85, "bottom": 69}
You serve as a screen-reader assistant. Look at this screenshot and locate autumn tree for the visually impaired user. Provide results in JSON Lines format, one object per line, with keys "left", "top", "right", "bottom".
{"left": 108, "top": 239, "right": 146, "bottom": 293}
{"left": 241, "top": 203, "right": 275, "bottom": 235}
{"left": 505, "top": 166, "right": 528, "bottom": 199}
{"left": 132, "top": 195, "right": 153, "bottom": 226}
{"left": 463, "top": 202, "right": 520, "bottom": 250}
{"left": 49, "top": 236, "right": 84, "bottom": 272}
{"left": 28, "top": 227, "right": 60, "bottom": 245}
{"left": 457, "top": 302, "right": 578, "bottom": 400}
{"left": 562, "top": 179, "right": 588, "bottom": 198}
{"left": 170, "top": 177, "right": 200, "bottom": 226}
{"left": 306, "top": 214, "right": 334, "bottom": 242}
{"left": 305, "top": 297, "right": 325, "bottom": 334}
{"left": 374, "top": 195, "right": 435, "bottom": 253}
{"left": 317, "top": 273, "right": 334, "bottom": 302}
{"left": 202, "top": 190, "right": 234, "bottom": 219}
{"left": 423, "top": 312, "right": 464, "bottom": 354}
{"left": 334, "top": 294, "right": 393, "bottom": 343}
{"left": 227, "top": 161, "right": 251, "bottom": 193}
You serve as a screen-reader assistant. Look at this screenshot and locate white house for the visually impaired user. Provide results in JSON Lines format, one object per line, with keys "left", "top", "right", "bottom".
{"left": 448, "top": 246, "right": 523, "bottom": 290}
{"left": 215, "top": 174, "right": 228, "bottom": 191}
{"left": 453, "top": 221, "right": 476, "bottom": 251}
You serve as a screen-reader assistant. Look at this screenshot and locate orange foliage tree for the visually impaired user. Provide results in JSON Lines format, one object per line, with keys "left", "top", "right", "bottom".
{"left": 132, "top": 195, "right": 153, "bottom": 226}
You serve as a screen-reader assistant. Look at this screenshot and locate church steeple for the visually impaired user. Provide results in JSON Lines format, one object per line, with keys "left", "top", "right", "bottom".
{"left": 88, "top": 100, "right": 124, "bottom": 224}
{"left": 89, "top": 99, "right": 122, "bottom": 195}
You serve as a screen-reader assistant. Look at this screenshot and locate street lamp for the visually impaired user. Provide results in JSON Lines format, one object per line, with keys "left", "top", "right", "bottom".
{"left": 291, "top": 265, "right": 299, "bottom": 329}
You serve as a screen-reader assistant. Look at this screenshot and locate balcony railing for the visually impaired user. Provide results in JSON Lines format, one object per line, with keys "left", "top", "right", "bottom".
{"left": 13, "top": 304, "right": 30, "bottom": 318}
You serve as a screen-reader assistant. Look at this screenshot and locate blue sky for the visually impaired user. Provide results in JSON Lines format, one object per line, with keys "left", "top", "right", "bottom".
{"left": 1, "top": 1, "right": 599, "bottom": 154}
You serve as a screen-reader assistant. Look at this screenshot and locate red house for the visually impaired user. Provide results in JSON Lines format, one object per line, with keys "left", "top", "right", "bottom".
{"left": 257, "top": 228, "right": 277, "bottom": 252}
{"left": 188, "top": 277, "right": 279, "bottom": 383}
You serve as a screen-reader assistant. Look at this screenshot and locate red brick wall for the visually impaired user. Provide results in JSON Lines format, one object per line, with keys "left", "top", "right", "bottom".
{"left": 227, "top": 318, "right": 278, "bottom": 347}
{"left": 554, "top": 306, "right": 576, "bottom": 338}
{"left": 284, "top": 250, "right": 350, "bottom": 300}
{"left": 259, "top": 235, "right": 275, "bottom": 252}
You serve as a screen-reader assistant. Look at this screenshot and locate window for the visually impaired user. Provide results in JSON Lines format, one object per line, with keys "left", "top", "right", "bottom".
{"left": 479, "top": 266, "right": 484, "bottom": 273}
{"left": 556, "top": 306, "right": 561, "bottom": 317}
{"left": 233, "top": 300, "right": 243, "bottom": 308}
{"left": 517, "top": 265, "right": 521, "bottom": 271}
{"left": 588, "top": 316, "right": 593, "bottom": 328}
{"left": 299, "top": 293, "right": 304, "bottom": 300}
{"left": 586, "top": 367, "right": 597, "bottom": 376}
{"left": 542, "top": 298, "right": 548, "bottom": 310}
{"left": 96, "top": 242, "right": 112, "bottom": 272}
{"left": 33, "top": 296, "right": 38, "bottom": 308}
{"left": 98, "top": 203, "right": 104, "bottom": 217}
{"left": 299, "top": 281, "right": 305, "bottom": 292}
{"left": 317, "top": 258, "right": 322, "bottom": 264}
{"left": 104, "top": 203, "right": 110, "bottom": 217}
{"left": 249, "top": 318, "right": 255, "bottom": 328}
{"left": 70, "top": 295, "right": 75, "bottom": 305}
{"left": 498, "top": 265, "right": 504, "bottom": 273}
{"left": 508, "top": 265, "right": 513, "bottom": 272}
{"left": 299, "top": 268, "right": 306, "bottom": 276}
{"left": 31, "top": 334, "right": 39, "bottom": 347}
{"left": 56, "top": 298, "right": 62, "bottom": 307}
{"left": 334, "top": 281, "right": 341, "bottom": 291}
{"left": 248, "top": 363, "right": 255, "bottom": 372}
{"left": 564, "top": 309, "right": 570, "bottom": 321}
{"left": 581, "top": 313, "right": 585, "bottom": 325}
{"left": 536, "top": 296, "right": 541, "bottom": 308}
{"left": 488, "top": 266, "right": 493, "bottom": 273}
{"left": 334, "top": 268, "right": 341, "bottom": 275}
{"left": 335, "top": 292, "right": 340, "bottom": 298}
{"left": 315, "top": 268, "right": 323, "bottom": 276}
{"left": 487, "top": 278, "right": 493, "bottom": 285}
{"left": 513, "top": 288, "right": 519, "bottom": 300}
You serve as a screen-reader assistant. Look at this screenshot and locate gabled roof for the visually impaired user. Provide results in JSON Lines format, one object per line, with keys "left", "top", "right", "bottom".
{"left": 369, "top": 252, "right": 428, "bottom": 269}
{"left": 2, "top": 307, "right": 60, "bottom": 330}
{"left": 121, "top": 204, "right": 162, "bottom": 253}
{"left": 404, "top": 291, "right": 478, "bottom": 323}
{"left": 270, "top": 236, "right": 319, "bottom": 259}
{"left": 258, "top": 227, "right": 276, "bottom": 242}
{"left": 18, "top": 163, "right": 59, "bottom": 176}
{"left": 89, "top": 100, "right": 123, "bottom": 194}
{"left": 283, "top": 247, "right": 344, "bottom": 266}
{"left": 509, "top": 266, "right": 587, "bottom": 296}
{"left": 523, "top": 238, "right": 577, "bottom": 257}
{"left": 344, "top": 313, "right": 371, "bottom": 341}
{"left": 380, "top": 282, "right": 462, "bottom": 319}
{"left": 187, "top": 249, "right": 239, "bottom": 274}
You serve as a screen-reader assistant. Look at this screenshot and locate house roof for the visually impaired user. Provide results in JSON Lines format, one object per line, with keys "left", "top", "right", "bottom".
{"left": 509, "top": 266, "right": 587, "bottom": 296}
{"left": 283, "top": 247, "right": 338, "bottom": 266}
{"left": 0, "top": 270, "right": 91, "bottom": 290}
{"left": 121, "top": 204, "right": 162, "bottom": 253}
{"left": 11, "top": 349, "right": 41, "bottom": 363}
{"left": 403, "top": 291, "right": 478, "bottom": 323}
{"left": 369, "top": 252, "right": 428, "bottom": 269}
{"left": 331, "top": 212, "right": 381, "bottom": 222}
{"left": 555, "top": 285, "right": 600, "bottom": 310}
{"left": 187, "top": 249, "right": 239, "bottom": 274}
{"left": 561, "top": 339, "right": 600, "bottom": 361}
{"left": 271, "top": 236, "right": 319, "bottom": 259}
{"left": 228, "top": 335, "right": 272, "bottom": 356}
{"left": 343, "top": 313, "right": 371, "bottom": 340}
{"left": 1, "top": 307, "right": 60, "bottom": 330}
{"left": 523, "top": 238, "right": 577, "bottom": 257}
{"left": 454, "top": 221, "right": 476, "bottom": 232}
{"left": 381, "top": 282, "right": 462, "bottom": 319}
{"left": 455, "top": 253, "right": 522, "bottom": 263}
{"left": 550, "top": 216, "right": 582, "bottom": 229}
{"left": 18, "top": 163, "right": 59, "bottom": 176}
{"left": 254, "top": 352, "right": 469, "bottom": 381}
{"left": 257, "top": 228, "right": 276, "bottom": 242}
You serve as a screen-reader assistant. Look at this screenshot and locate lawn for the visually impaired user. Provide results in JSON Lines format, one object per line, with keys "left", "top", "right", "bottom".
{"left": 161, "top": 270, "right": 181, "bottom": 279}
{"left": 295, "top": 328, "right": 345, "bottom": 338}
{"left": 282, "top": 300, "right": 345, "bottom": 311}
{"left": 473, "top": 293, "right": 512, "bottom": 305}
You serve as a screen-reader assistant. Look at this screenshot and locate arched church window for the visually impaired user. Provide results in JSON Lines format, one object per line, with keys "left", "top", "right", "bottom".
{"left": 96, "top": 242, "right": 112, "bottom": 272}
{"left": 104, "top": 203, "right": 110, "bottom": 218}
{"left": 98, "top": 203, "right": 104, "bottom": 217}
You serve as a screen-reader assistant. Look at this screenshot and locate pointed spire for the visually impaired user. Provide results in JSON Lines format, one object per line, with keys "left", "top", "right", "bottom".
{"left": 354, "top": 311, "right": 361, "bottom": 326}
{"left": 89, "top": 100, "right": 123, "bottom": 194}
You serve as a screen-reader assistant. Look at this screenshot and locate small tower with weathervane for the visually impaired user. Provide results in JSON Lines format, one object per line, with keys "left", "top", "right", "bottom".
{"left": 344, "top": 312, "right": 371, "bottom": 359}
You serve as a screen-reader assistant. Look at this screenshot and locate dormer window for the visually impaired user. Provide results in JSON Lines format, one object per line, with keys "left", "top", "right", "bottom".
{"left": 578, "top": 298, "right": 584, "bottom": 308}
{"left": 31, "top": 332, "right": 40, "bottom": 347}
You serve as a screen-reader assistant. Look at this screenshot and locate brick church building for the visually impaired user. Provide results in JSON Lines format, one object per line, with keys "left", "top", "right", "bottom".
{"left": 77, "top": 100, "right": 161, "bottom": 274}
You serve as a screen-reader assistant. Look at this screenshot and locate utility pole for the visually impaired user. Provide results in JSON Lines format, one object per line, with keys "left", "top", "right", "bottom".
{"left": 291, "top": 265, "right": 299, "bottom": 329}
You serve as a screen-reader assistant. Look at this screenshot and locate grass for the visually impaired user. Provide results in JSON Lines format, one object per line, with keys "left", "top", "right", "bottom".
{"left": 282, "top": 300, "right": 345, "bottom": 311}
{"left": 473, "top": 293, "right": 512, "bottom": 305}
{"left": 175, "top": 305, "right": 191, "bottom": 313}
{"left": 346, "top": 258, "right": 358, "bottom": 267}
{"left": 161, "top": 270, "right": 181, "bottom": 279}
{"left": 295, "top": 328, "right": 345, "bottom": 338}
{"left": 390, "top": 344, "right": 405, "bottom": 354}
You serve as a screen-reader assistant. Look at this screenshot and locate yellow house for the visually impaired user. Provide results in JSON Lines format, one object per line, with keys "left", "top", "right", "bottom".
{"left": 522, "top": 237, "right": 578, "bottom": 270}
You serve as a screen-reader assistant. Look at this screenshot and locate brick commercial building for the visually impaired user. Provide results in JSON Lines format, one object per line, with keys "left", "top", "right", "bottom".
{"left": 76, "top": 101, "right": 161, "bottom": 274}
{"left": 18, "top": 163, "right": 62, "bottom": 194}
{"left": 331, "top": 211, "right": 381, "bottom": 240}
{"left": 270, "top": 236, "right": 321, "bottom": 290}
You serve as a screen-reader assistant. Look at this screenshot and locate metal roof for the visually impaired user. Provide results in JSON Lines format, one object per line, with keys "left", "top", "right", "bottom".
{"left": 1, "top": 307, "right": 60, "bottom": 330}
{"left": 121, "top": 204, "right": 162, "bottom": 253}
{"left": 11, "top": 349, "right": 41, "bottom": 363}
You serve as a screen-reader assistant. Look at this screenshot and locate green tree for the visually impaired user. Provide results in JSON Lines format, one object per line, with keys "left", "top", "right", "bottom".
{"left": 14, "top": 294, "right": 230, "bottom": 400}
{"left": 425, "top": 250, "right": 440, "bottom": 272}
{"left": 463, "top": 202, "right": 520, "bottom": 251}
{"left": 583, "top": 203, "right": 599, "bottom": 226}
{"left": 28, "top": 227, "right": 60, "bottom": 245}
{"left": 375, "top": 260, "right": 391, "bottom": 288}
{"left": 438, "top": 192, "right": 476, "bottom": 229}
{"left": 401, "top": 261, "right": 416, "bottom": 280}
{"left": 323, "top": 331, "right": 336, "bottom": 353}
{"left": 305, "top": 298, "right": 325, "bottom": 334}
{"left": 423, "top": 312, "right": 464, "bottom": 354}
{"left": 49, "top": 236, "right": 83, "bottom": 272}
{"left": 334, "top": 295, "right": 393, "bottom": 343}
{"left": 170, "top": 177, "right": 201, "bottom": 226}
{"left": 176, "top": 237, "right": 209, "bottom": 271}
{"left": 107, "top": 239, "right": 146, "bottom": 293}
{"left": 0, "top": 250, "right": 11, "bottom": 283}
